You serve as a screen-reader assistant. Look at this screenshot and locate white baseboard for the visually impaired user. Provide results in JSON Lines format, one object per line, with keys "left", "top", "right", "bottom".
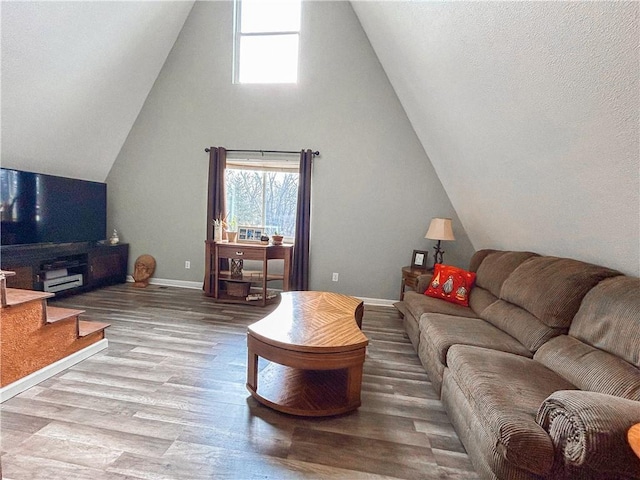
{"left": 126, "top": 276, "right": 396, "bottom": 307}
{"left": 356, "top": 296, "right": 396, "bottom": 307}
{"left": 126, "top": 275, "right": 203, "bottom": 290}
{"left": 0, "top": 339, "right": 108, "bottom": 403}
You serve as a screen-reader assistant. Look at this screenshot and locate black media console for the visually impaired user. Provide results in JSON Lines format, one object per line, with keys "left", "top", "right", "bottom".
{"left": 1, "top": 242, "right": 129, "bottom": 296}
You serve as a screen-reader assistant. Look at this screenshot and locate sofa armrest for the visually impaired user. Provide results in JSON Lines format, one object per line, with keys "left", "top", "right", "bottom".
{"left": 536, "top": 390, "right": 640, "bottom": 479}
{"left": 415, "top": 273, "right": 433, "bottom": 294}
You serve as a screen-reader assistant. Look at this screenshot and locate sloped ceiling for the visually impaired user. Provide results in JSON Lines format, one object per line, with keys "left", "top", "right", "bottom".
{"left": 1, "top": 1, "right": 194, "bottom": 182}
{"left": 2, "top": 1, "right": 638, "bottom": 275}
{"left": 352, "top": 1, "right": 639, "bottom": 275}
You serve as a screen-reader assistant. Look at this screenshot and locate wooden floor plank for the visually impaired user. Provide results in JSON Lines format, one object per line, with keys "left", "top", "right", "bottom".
{"left": 0, "top": 284, "right": 478, "bottom": 479}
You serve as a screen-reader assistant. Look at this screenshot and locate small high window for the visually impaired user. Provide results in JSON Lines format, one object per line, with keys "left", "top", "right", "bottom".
{"left": 233, "top": 0, "right": 301, "bottom": 84}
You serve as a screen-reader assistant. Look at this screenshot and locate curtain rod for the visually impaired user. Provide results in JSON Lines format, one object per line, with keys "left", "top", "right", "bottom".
{"left": 204, "top": 148, "right": 319, "bottom": 156}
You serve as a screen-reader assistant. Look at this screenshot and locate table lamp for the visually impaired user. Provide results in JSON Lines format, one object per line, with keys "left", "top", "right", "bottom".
{"left": 425, "top": 218, "right": 455, "bottom": 265}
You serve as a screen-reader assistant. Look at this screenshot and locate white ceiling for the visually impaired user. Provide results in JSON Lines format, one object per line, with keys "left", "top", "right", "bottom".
{"left": 2, "top": 1, "right": 638, "bottom": 274}
{"left": 1, "top": 1, "right": 194, "bottom": 181}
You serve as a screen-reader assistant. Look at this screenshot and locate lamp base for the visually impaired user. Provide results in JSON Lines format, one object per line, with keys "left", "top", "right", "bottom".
{"left": 433, "top": 240, "right": 445, "bottom": 265}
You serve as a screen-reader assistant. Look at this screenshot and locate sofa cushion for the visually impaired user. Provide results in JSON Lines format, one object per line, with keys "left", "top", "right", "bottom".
{"left": 446, "top": 345, "right": 577, "bottom": 475}
{"left": 467, "top": 287, "right": 498, "bottom": 317}
{"left": 442, "top": 370, "right": 547, "bottom": 480}
{"left": 500, "top": 256, "right": 620, "bottom": 329}
{"left": 420, "top": 313, "right": 532, "bottom": 365}
{"left": 568, "top": 275, "right": 640, "bottom": 368}
{"left": 417, "top": 336, "right": 447, "bottom": 395}
{"left": 402, "top": 290, "right": 477, "bottom": 321}
{"left": 481, "top": 300, "right": 566, "bottom": 353}
{"left": 418, "top": 313, "right": 533, "bottom": 395}
{"left": 394, "top": 300, "right": 420, "bottom": 349}
{"left": 534, "top": 335, "right": 640, "bottom": 400}
{"left": 475, "top": 250, "right": 539, "bottom": 297}
{"left": 469, "top": 249, "right": 498, "bottom": 272}
{"left": 424, "top": 264, "right": 476, "bottom": 307}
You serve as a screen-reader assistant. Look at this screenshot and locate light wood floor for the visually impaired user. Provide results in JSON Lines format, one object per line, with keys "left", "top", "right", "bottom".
{"left": 0, "top": 284, "right": 479, "bottom": 480}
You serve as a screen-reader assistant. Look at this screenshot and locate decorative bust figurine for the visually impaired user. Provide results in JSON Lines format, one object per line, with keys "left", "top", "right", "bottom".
{"left": 132, "top": 254, "right": 156, "bottom": 288}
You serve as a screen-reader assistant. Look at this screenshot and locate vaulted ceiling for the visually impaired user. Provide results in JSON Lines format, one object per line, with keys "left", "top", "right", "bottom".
{"left": 351, "top": 1, "right": 639, "bottom": 274}
{"left": 1, "top": 1, "right": 194, "bottom": 181}
{"left": 2, "top": 1, "right": 638, "bottom": 275}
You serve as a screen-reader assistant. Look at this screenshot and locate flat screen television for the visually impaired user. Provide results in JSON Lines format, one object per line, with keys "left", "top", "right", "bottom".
{"left": 0, "top": 168, "right": 107, "bottom": 247}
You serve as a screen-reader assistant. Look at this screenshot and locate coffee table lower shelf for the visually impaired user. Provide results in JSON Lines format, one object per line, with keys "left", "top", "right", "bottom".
{"left": 247, "top": 362, "right": 358, "bottom": 417}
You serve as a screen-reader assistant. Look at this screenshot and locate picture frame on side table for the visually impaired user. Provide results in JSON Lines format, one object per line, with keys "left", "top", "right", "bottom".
{"left": 238, "top": 226, "right": 265, "bottom": 243}
{"left": 411, "top": 250, "right": 429, "bottom": 269}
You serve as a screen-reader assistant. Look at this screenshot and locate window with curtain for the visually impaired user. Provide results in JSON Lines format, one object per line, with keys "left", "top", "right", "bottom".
{"left": 233, "top": 0, "right": 302, "bottom": 84}
{"left": 225, "top": 157, "right": 299, "bottom": 242}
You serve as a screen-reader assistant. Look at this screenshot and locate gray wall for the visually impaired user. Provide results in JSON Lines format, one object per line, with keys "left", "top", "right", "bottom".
{"left": 107, "top": 0, "right": 474, "bottom": 301}
{"left": 354, "top": 1, "right": 640, "bottom": 276}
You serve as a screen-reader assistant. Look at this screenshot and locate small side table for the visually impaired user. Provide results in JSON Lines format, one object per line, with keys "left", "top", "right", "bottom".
{"left": 400, "top": 266, "right": 432, "bottom": 300}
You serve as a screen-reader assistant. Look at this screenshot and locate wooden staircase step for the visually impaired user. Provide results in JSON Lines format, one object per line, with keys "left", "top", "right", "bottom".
{"left": 1, "top": 283, "right": 111, "bottom": 395}
{"left": 78, "top": 320, "right": 110, "bottom": 337}
{"left": 3, "top": 288, "right": 53, "bottom": 308}
{"left": 45, "top": 306, "right": 85, "bottom": 324}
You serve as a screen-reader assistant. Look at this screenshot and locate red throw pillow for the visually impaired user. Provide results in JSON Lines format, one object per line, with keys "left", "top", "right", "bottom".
{"left": 424, "top": 264, "right": 476, "bottom": 307}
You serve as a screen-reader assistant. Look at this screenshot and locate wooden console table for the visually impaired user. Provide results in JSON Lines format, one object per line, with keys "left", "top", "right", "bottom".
{"left": 247, "top": 291, "right": 368, "bottom": 416}
{"left": 204, "top": 241, "right": 293, "bottom": 306}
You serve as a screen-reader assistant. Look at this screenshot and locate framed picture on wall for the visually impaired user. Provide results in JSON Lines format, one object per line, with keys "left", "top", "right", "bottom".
{"left": 411, "top": 250, "right": 429, "bottom": 269}
{"left": 238, "top": 226, "right": 265, "bottom": 243}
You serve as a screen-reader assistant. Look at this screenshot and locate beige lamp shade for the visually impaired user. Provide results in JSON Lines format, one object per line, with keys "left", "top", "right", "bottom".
{"left": 425, "top": 218, "right": 455, "bottom": 241}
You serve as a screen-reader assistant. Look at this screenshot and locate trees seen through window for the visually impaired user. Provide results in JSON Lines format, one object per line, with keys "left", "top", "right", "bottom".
{"left": 225, "top": 168, "right": 298, "bottom": 239}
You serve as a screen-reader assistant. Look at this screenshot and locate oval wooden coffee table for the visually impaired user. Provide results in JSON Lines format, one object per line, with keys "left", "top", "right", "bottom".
{"left": 246, "top": 291, "right": 367, "bottom": 416}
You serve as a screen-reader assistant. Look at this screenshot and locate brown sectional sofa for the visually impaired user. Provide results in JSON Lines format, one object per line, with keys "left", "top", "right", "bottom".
{"left": 394, "top": 249, "right": 640, "bottom": 479}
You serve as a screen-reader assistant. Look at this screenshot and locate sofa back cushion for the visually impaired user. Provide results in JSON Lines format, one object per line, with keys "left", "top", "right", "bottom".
{"left": 466, "top": 249, "right": 538, "bottom": 317}
{"left": 534, "top": 335, "right": 640, "bottom": 400}
{"left": 480, "top": 300, "right": 565, "bottom": 352}
{"left": 475, "top": 250, "right": 539, "bottom": 298}
{"left": 468, "top": 287, "right": 498, "bottom": 317}
{"left": 468, "top": 249, "right": 498, "bottom": 272}
{"left": 568, "top": 275, "right": 640, "bottom": 368}
{"left": 478, "top": 256, "right": 620, "bottom": 353}
{"left": 499, "top": 256, "right": 620, "bottom": 329}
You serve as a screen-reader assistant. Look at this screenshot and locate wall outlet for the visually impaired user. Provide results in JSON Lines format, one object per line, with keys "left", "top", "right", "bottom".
{"left": 185, "top": 260, "right": 191, "bottom": 269}
{"left": 332, "top": 272, "right": 339, "bottom": 282}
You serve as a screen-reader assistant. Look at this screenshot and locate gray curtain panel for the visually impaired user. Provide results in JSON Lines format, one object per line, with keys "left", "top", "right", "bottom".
{"left": 291, "top": 149, "right": 312, "bottom": 291}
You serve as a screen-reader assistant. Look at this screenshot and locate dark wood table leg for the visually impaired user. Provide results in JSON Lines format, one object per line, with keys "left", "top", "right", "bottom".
{"left": 247, "top": 346, "right": 258, "bottom": 393}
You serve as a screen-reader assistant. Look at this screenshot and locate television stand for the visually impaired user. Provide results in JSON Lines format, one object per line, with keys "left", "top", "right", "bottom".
{"left": 0, "top": 242, "right": 129, "bottom": 295}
